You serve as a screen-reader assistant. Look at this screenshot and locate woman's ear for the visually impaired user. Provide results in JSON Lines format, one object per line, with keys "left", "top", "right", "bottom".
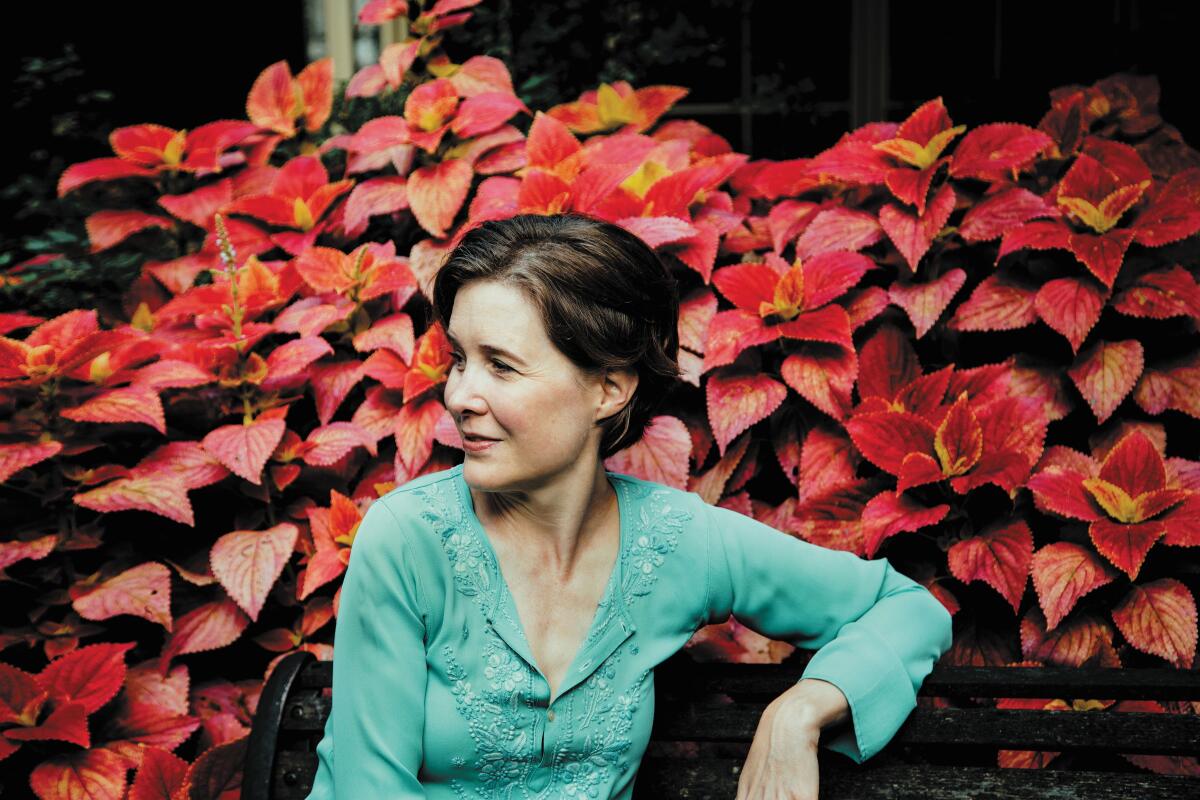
{"left": 596, "top": 368, "right": 639, "bottom": 422}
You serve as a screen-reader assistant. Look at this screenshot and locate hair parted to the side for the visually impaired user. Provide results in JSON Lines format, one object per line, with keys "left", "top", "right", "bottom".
{"left": 431, "top": 213, "right": 682, "bottom": 460}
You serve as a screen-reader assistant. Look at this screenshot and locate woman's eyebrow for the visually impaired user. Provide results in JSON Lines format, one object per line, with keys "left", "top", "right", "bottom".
{"left": 444, "top": 330, "right": 527, "bottom": 366}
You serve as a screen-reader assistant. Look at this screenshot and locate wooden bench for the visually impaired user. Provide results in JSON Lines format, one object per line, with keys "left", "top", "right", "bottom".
{"left": 242, "top": 650, "right": 1200, "bottom": 799}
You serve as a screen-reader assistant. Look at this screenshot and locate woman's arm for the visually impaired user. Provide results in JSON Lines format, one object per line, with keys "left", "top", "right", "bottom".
{"left": 305, "top": 498, "right": 428, "bottom": 799}
{"left": 702, "top": 500, "right": 953, "bottom": 764}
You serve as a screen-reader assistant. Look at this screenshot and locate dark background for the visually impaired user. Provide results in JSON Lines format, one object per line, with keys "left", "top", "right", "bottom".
{"left": 3, "top": 0, "right": 1197, "bottom": 226}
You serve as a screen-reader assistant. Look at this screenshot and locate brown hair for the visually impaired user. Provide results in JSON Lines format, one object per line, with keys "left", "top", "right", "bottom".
{"left": 431, "top": 213, "right": 682, "bottom": 459}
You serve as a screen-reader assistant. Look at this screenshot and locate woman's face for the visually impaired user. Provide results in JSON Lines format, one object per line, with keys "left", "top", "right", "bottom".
{"left": 443, "top": 279, "right": 615, "bottom": 492}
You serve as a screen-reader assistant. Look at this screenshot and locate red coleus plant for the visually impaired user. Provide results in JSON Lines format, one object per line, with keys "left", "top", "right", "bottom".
{"left": 4, "top": 1, "right": 1200, "bottom": 792}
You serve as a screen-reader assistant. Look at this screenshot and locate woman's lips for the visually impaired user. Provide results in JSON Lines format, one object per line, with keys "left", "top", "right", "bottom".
{"left": 462, "top": 436, "right": 499, "bottom": 453}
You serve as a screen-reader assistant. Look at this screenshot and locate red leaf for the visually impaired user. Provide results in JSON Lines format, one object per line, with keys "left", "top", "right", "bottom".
{"left": 132, "top": 362, "right": 214, "bottom": 393}
{"left": 211, "top": 523, "right": 300, "bottom": 622}
{"left": 775, "top": 304, "right": 853, "bottom": 349}
{"left": 949, "top": 272, "right": 1038, "bottom": 331}
{"left": 797, "top": 425, "right": 859, "bottom": 501}
{"left": 997, "top": 218, "right": 1071, "bottom": 261}
{"left": 861, "top": 491, "right": 950, "bottom": 558}
{"left": 408, "top": 158, "right": 473, "bottom": 238}
{"left": 948, "top": 521, "right": 1033, "bottom": 613}
{"left": 74, "top": 475, "right": 194, "bottom": 526}
{"left": 1068, "top": 339, "right": 1144, "bottom": 424}
{"left": 358, "top": 0, "right": 409, "bottom": 24}
{"left": 73, "top": 563, "right": 173, "bottom": 630}
{"left": 1099, "top": 430, "right": 1166, "bottom": 497}
{"left": 1034, "top": 275, "right": 1107, "bottom": 353}
{"left": 617, "top": 216, "right": 698, "bottom": 248}
{"left": 38, "top": 641, "right": 136, "bottom": 713}
{"left": 766, "top": 199, "right": 819, "bottom": 253}
{"left": 846, "top": 411, "right": 934, "bottom": 476}
{"left": 265, "top": 336, "right": 334, "bottom": 380}
{"left": 1112, "top": 265, "right": 1200, "bottom": 320}
{"left": 298, "top": 58, "right": 334, "bottom": 131}
{"left": 124, "top": 662, "right": 188, "bottom": 714}
{"left": 58, "top": 157, "right": 155, "bottom": 196}
{"left": 1068, "top": 228, "right": 1135, "bottom": 288}
{"left": 448, "top": 55, "right": 515, "bottom": 97}
{"left": 0, "top": 441, "right": 63, "bottom": 483}
{"left": 1027, "top": 447, "right": 1102, "bottom": 522}
{"left": 794, "top": 206, "right": 884, "bottom": 260}
{"left": 878, "top": 183, "right": 955, "bottom": 270}
{"left": 781, "top": 345, "right": 858, "bottom": 420}
{"left": 343, "top": 177, "right": 408, "bottom": 238}
{"left": 201, "top": 418, "right": 286, "bottom": 485}
{"left": 688, "top": 433, "right": 751, "bottom": 505}
{"left": 1020, "top": 606, "right": 1117, "bottom": 668}
{"left": 701, "top": 310, "right": 776, "bottom": 372}
{"left": 129, "top": 746, "right": 189, "bottom": 800}
{"left": 86, "top": 210, "right": 172, "bottom": 252}
{"left": 133, "top": 441, "right": 230, "bottom": 490}
{"left": 61, "top": 387, "right": 166, "bottom": 434}
{"left": 1133, "top": 168, "right": 1200, "bottom": 246}
{"left": 160, "top": 598, "right": 249, "bottom": 663}
{"left": 678, "top": 288, "right": 718, "bottom": 354}
{"left": 394, "top": 397, "right": 444, "bottom": 473}
{"left": 7, "top": 705, "right": 90, "bottom": 748}
{"left": 949, "top": 124, "right": 1053, "bottom": 181}
{"left": 889, "top": 268, "right": 965, "bottom": 338}
{"left": 29, "top": 748, "right": 128, "bottom": 800}
{"left": 856, "top": 324, "right": 920, "bottom": 402}
{"left": 0, "top": 534, "right": 57, "bottom": 572}
{"left": 1135, "top": 353, "right": 1200, "bottom": 419}
{"left": 706, "top": 370, "right": 787, "bottom": 456}
{"left": 310, "top": 360, "right": 365, "bottom": 424}
{"left": 843, "top": 286, "right": 890, "bottom": 329}
{"left": 802, "top": 251, "right": 874, "bottom": 308}
{"left": 712, "top": 262, "right": 777, "bottom": 313}
{"left": 958, "top": 187, "right": 1057, "bottom": 243}
{"left": 304, "top": 422, "right": 378, "bottom": 466}
{"left": 451, "top": 91, "right": 527, "bottom": 138}
{"left": 246, "top": 61, "right": 297, "bottom": 137}
{"left": 178, "top": 732, "right": 248, "bottom": 800}
{"left": 1090, "top": 519, "right": 1165, "bottom": 580}
{"left": 604, "top": 415, "right": 691, "bottom": 489}
{"left": 1112, "top": 579, "right": 1197, "bottom": 668}
{"left": 1031, "top": 542, "right": 1117, "bottom": 630}
{"left": 158, "top": 179, "right": 234, "bottom": 229}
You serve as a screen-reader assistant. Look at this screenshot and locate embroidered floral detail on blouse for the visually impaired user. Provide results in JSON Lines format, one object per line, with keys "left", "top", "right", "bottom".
{"left": 413, "top": 481, "right": 493, "bottom": 608}
{"left": 443, "top": 639, "right": 537, "bottom": 795}
{"left": 414, "top": 472, "right": 687, "bottom": 799}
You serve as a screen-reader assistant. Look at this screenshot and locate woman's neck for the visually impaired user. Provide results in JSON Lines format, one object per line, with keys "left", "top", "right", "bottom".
{"left": 471, "top": 459, "right": 617, "bottom": 576}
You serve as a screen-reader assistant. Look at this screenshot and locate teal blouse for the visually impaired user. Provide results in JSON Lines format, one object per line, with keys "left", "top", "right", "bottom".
{"left": 303, "top": 463, "right": 953, "bottom": 799}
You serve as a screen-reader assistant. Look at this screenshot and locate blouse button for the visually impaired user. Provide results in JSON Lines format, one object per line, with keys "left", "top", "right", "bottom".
{"left": 547, "top": 709, "right": 556, "bottom": 722}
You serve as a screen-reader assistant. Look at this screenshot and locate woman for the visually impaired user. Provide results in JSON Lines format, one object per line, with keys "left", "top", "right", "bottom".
{"left": 305, "top": 213, "right": 953, "bottom": 799}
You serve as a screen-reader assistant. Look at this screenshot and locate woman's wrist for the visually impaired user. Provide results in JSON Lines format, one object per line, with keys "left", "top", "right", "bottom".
{"left": 770, "top": 677, "right": 851, "bottom": 736}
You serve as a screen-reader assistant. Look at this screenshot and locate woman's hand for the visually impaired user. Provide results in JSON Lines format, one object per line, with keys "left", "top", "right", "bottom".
{"left": 735, "top": 678, "right": 850, "bottom": 800}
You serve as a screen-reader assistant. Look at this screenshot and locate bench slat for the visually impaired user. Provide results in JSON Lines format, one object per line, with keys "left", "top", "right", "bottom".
{"left": 265, "top": 751, "right": 1200, "bottom": 800}
{"left": 651, "top": 704, "right": 1200, "bottom": 755}
{"left": 654, "top": 662, "right": 1200, "bottom": 700}
{"left": 280, "top": 690, "right": 1199, "bottom": 754}
{"left": 631, "top": 758, "right": 1200, "bottom": 800}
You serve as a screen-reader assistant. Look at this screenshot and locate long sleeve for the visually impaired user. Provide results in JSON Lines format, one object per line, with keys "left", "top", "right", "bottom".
{"left": 305, "top": 498, "right": 428, "bottom": 798}
{"left": 701, "top": 501, "right": 953, "bottom": 764}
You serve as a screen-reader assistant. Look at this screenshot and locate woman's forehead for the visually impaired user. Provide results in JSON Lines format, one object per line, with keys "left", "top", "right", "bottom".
{"left": 448, "top": 281, "right": 548, "bottom": 350}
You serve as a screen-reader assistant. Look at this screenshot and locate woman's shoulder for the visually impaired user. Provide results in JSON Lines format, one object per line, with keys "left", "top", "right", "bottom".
{"left": 355, "top": 465, "right": 465, "bottom": 560}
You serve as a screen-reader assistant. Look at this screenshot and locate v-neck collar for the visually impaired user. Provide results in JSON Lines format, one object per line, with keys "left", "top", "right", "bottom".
{"left": 450, "top": 464, "right": 636, "bottom": 705}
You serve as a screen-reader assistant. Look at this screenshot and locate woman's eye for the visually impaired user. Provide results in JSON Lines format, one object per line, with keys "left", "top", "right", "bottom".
{"left": 491, "top": 359, "right": 512, "bottom": 373}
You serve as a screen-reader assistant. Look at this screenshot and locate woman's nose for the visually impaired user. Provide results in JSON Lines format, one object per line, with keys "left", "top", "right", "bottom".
{"left": 443, "top": 365, "right": 487, "bottom": 419}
